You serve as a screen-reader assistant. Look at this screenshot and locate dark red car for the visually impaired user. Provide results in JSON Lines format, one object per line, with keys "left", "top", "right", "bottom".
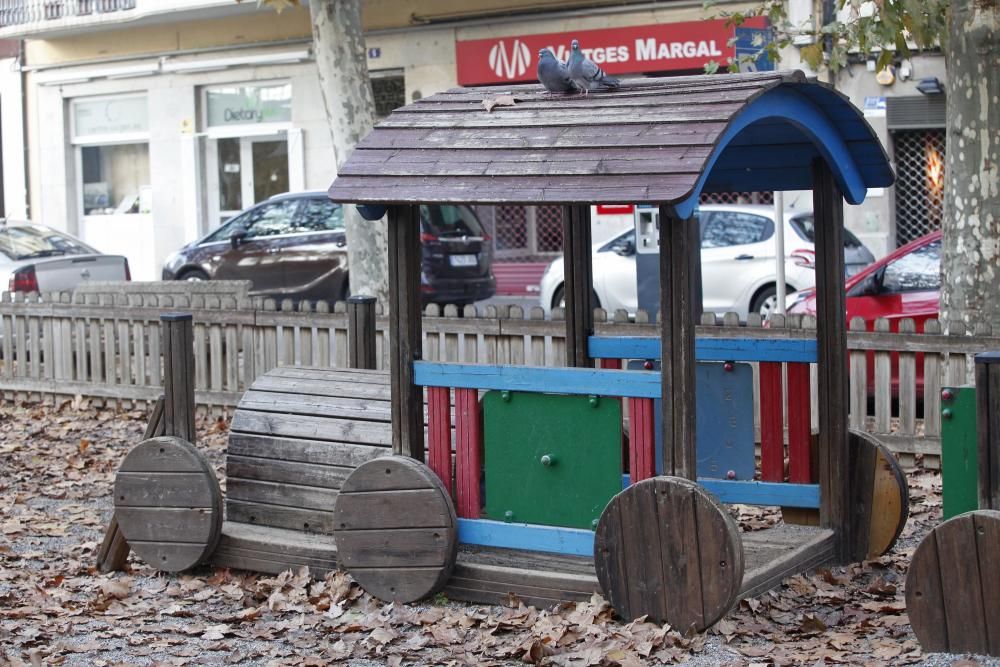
{"left": 788, "top": 230, "right": 941, "bottom": 394}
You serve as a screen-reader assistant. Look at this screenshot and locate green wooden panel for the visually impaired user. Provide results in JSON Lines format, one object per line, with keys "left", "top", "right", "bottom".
{"left": 942, "top": 385, "right": 978, "bottom": 520}
{"left": 483, "top": 391, "right": 622, "bottom": 530}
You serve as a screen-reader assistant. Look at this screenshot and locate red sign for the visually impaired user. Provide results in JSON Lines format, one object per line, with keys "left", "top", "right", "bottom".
{"left": 455, "top": 17, "right": 767, "bottom": 86}
{"left": 596, "top": 204, "right": 635, "bottom": 215}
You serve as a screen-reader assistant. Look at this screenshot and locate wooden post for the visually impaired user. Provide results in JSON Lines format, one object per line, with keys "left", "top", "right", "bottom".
{"left": 976, "top": 352, "right": 1000, "bottom": 510}
{"left": 347, "top": 295, "right": 377, "bottom": 370}
{"left": 561, "top": 205, "right": 593, "bottom": 368}
{"left": 161, "top": 313, "right": 196, "bottom": 444}
{"left": 387, "top": 205, "right": 425, "bottom": 462}
{"left": 658, "top": 206, "right": 699, "bottom": 480}
{"left": 812, "top": 159, "right": 850, "bottom": 561}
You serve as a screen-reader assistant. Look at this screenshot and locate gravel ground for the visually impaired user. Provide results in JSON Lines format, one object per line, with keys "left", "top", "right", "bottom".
{"left": 1, "top": 401, "right": 999, "bottom": 666}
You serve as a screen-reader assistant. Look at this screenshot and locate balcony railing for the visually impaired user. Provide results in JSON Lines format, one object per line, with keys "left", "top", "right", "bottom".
{"left": 0, "top": 0, "right": 136, "bottom": 27}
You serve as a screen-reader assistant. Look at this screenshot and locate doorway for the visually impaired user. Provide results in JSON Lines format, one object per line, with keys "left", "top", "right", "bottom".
{"left": 212, "top": 134, "right": 290, "bottom": 225}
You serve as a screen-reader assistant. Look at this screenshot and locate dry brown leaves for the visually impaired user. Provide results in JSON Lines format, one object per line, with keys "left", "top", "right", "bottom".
{"left": 0, "top": 400, "right": 986, "bottom": 666}
{"left": 482, "top": 95, "right": 518, "bottom": 112}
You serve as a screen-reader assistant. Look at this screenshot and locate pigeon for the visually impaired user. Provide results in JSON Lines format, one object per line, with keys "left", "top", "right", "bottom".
{"left": 567, "top": 39, "right": 621, "bottom": 95}
{"left": 536, "top": 48, "right": 578, "bottom": 94}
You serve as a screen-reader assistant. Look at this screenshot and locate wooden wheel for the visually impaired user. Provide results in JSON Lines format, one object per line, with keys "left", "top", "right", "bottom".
{"left": 848, "top": 429, "right": 909, "bottom": 561}
{"left": 906, "top": 510, "right": 1000, "bottom": 656}
{"left": 114, "top": 436, "right": 223, "bottom": 572}
{"left": 594, "top": 476, "right": 743, "bottom": 633}
{"left": 333, "top": 456, "right": 457, "bottom": 603}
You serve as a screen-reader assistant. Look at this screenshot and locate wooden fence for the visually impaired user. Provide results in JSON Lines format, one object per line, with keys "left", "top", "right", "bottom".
{"left": 2, "top": 287, "right": 998, "bottom": 468}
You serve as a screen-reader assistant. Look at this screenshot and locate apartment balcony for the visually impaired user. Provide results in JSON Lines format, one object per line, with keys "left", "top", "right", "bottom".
{"left": 0, "top": 0, "right": 262, "bottom": 39}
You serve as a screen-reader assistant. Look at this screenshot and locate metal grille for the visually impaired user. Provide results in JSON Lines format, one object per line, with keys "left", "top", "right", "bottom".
{"left": 495, "top": 205, "right": 528, "bottom": 257}
{"left": 536, "top": 205, "right": 563, "bottom": 253}
{"left": 372, "top": 76, "right": 405, "bottom": 120}
{"left": 700, "top": 191, "right": 773, "bottom": 205}
{"left": 893, "top": 129, "right": 946, "bottom": 246}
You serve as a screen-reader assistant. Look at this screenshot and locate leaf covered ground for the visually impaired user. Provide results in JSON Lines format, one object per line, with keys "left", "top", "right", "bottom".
{"left": 0, "top": 400, "right": 996, "bottom": 666}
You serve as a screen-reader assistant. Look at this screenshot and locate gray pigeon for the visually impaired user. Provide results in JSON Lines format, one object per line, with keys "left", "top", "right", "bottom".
{"left": 536, "top": 48, "right": 578, "bottom": 94}
{"left": 567, "top": 39, "right": 621, "bottom": 95}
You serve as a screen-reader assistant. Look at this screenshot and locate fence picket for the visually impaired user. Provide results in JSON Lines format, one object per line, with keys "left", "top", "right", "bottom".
{"left": 923, "top": 319, "right": 942, "bottom": 438}
{"left": 873, "top": 318, "right": 892, "bottom": 434}
{"left": 898, "top": 318, "right": 917, "bottom": 437}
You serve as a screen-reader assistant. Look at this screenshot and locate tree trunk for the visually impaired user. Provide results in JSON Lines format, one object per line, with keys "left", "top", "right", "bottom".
{"left": 940, "top": 0, "right": 999, "bottom": 333}
{"left": 310, "top": 0, "right": 389, "bottom": 306}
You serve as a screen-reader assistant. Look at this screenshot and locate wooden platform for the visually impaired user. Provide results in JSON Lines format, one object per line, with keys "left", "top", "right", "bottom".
{"left": 213, "top": 521, "right": 834, "bottom": 611}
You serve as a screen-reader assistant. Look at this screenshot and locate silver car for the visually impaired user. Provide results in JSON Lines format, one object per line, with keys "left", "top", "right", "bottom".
{"left": 1, "top": 221, "right": 130, "bottom": 294}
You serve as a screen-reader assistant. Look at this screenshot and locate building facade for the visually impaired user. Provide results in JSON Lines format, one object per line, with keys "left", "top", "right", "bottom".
{"left": 0, "top": 0, "right": 948, "bottom": 283}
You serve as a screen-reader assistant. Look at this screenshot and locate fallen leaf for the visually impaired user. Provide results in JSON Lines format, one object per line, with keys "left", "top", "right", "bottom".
{"left": 482, "top": 95, "right": 517, "bottom": 112}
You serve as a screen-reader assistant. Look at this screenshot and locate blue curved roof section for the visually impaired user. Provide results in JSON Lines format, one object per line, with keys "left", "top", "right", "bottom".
{"left": 672, "top": 83, "right": 895, "bottom": 219}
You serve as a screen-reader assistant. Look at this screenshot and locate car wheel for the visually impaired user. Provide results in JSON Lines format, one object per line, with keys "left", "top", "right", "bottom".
{"left": 750, "top": 284, "right": 788, "bottom": 320}
{"left": 180, "top": 269, "right": 209, "bottom": 282}
{"left": 552, "top": 284, "right": 601, "bottom": 311}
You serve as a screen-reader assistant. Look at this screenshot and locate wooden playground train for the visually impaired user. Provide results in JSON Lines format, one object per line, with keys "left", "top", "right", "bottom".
{"left": 100, "top": 70, "right": 999, "bottom": 652}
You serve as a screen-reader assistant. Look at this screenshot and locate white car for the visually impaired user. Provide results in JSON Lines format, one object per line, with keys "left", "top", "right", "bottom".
{"left": 538, "top": 204, "right": 874, "bottom": 320}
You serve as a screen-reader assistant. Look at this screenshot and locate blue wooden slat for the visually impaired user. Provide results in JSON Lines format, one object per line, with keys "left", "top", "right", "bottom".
{"left": 621, "top": 475, "right": 820, "bottom": 508}
{"left": 457, "top": 518, "right": 595, "bottom": 556}
{"left": 413, "top": 362, "right": 662, "bottom": 399}
{"left": 698, "top": 480, "right": 819, "bottom": 508}
{"left": 588, "top": 335, "right": 817, "bottom": 363}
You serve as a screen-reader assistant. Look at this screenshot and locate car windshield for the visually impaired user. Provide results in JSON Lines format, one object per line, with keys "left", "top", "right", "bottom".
{"left": 0, "top": 225, "right": 97, "bottom": 260}
{"left": 421, "top": 205, "right": 484, "bottom": 238}
{"left": 790, "top": 214, "right": 863, "bottom": 248}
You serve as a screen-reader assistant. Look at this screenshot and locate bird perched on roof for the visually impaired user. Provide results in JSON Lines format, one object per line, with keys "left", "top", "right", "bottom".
{"left": 567, "top": 39, "right": 621, "bottom": 95}
{"left": 536, "top": 48, "right": 578, "bottom": 94}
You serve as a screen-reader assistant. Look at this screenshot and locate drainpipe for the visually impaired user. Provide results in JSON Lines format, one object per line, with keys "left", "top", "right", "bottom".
{"left": 18, "top": 39, "right": 29, "bottom": 220}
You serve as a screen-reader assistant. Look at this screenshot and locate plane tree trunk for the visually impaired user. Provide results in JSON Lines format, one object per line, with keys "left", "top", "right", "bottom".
{"left": 939, "top": 0, "right": 999, "bottom": 333}
{"left": 310, "top": 0, "right": 388, "bottom": 306}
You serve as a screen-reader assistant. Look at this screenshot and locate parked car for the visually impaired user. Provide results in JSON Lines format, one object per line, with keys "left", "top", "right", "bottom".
{"left": 1, "top": 220, "right": 130, "bottom": 293}
{"left": 788, "top": 230, "right": 941, "bottom": 396}
{"left": 162, "top": 191, "right": 495, "bottom": 305}
{"left": 538, "top": 204, "right": 875, "bottom": 320}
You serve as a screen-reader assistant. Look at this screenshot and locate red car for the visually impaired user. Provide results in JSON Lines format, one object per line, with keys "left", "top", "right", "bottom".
{"left": 788, "top": 230, "right": 941, "bottom": 394}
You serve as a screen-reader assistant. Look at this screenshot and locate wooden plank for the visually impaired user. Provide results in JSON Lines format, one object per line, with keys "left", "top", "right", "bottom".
{"left": 226, "top": 456, "right": 352, "bottom": 489}
{"left": 698, "top": 480, "right": 820, "bottom": 508}
{"left": 588, "top": 335, "right": 819, "bottom": 363}
{"left": 739, "top": 527, "right": 835, "bottom": 599}
{"left": 236, "top": 390, "right": 391, "bottom": 421}
{"left": 628, "top": 397, "right": 656, "bottom": 482}
{"left": 936, "top": 514, "right": 988, "bottom": 652}
{"left": 227, "top": 433, "right": 387, "bottom": 468}
{"left": 96, "top": 514, "right": 130, "bottom": 573}
{"left": 454, "top": 388, "right": 482, "bottom": 519}
{"left": 456, "top": 518, "right": 594, "bottom": 556}
{"left": 977, "top": 356, "right": 1000, "bottom": 510}
{"left": 334, "top": 489, "right": 449, "bottom": 529}
{"left": 115, "top": 472, "right": 217, "bottom": 507}
{"left": 227, "top": 478, "right": 339, "bottom": 512}
{"left": 161, "top": 314, "right": 196, "bottom": 444}
{"left": 561, "top": 205, "right": 593, "bottom": 368}
{"left": 759, "top": 361, "right": 784, "bottom": 482}
{"left": 225, "top": 499, "right": 335, "bottom": 534}
{"left": 786, "top": 362, "right": 812, "bottom": 483}
{"left": 873, "top": 318, "right": 892, "bottom": 433}
{"left": 231, "top": 411, "right": 392, "bottom": 446}
{"left": 337, "top": 528, "right": 453, "bottom": 568}
{"left": 219, "top": 521, "right": 338, "bottom": 559}
{"left": 427, "top": 387, "right": 453, "bottom": 494}
{"left": 898, "top": 318, "right": 918, "bottom": 435}
{"left": 659, "top": 207, "right": 699, "bottom": 479}
{"left": 973, "top": 511, "right": 1000, "bottom": 655}
{"left": 812, "top": 158, "right": 849, "bottom": 561}
{"left": 848, "top": 318, "right": 868, "bottom": 430}
{"left": 924, "top": 319, "right": 943, "bottom": 438}
{"left": 114, "top": 507, "right": 216, "bottom": 542}
{"left": 413, "top": 362, "right": 662, "bottom": 398}
{"left": 347, "top": 295, "right": 378, "bottom": 370}
{"left": 387, "top": 205, "right": 425, "bottom": 461}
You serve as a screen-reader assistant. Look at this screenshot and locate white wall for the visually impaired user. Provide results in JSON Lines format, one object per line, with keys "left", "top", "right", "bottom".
{"left": 0, "top": 57, "right": 27, "bottom": 220}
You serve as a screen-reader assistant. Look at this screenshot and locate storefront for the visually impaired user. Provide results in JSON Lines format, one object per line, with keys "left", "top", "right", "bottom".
{"left": 71, "top": 94, "right": 155, "bottom": 280}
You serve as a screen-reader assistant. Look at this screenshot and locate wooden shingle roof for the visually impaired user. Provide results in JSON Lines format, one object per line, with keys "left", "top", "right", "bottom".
{"left": 327, "top": 70, "right": 893, "bottom": 209}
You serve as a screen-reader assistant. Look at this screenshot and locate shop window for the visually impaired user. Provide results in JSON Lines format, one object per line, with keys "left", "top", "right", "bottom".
{"left": 81, "top": 143, "right": 150, "bottom": 215}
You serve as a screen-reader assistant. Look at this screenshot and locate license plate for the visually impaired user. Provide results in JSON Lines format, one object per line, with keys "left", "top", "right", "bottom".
{"left": 449, "top": 254, "right": 477, "bottom": 267}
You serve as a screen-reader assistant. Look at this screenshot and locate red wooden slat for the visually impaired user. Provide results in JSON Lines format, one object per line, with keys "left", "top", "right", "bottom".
{"left": 786, "top": 363, "right": 813, "bottom": 483}
{"left": 454, "top": 388, "right": 482, "bottom": 519}
{"left": 427, "top": 386, "right": 452, "bottom": 495}
{"left": 628, "top": 397, "right": 656, "bottom": 482}
{"left": 759, "top": 362, "right": 785, "bottom": 482}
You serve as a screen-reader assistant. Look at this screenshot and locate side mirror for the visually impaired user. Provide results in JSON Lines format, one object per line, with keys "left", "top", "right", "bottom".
{"left": 230, "top": 228, "right": 247, "bottom": 249}
{"left": 853, "top": 272, "right": 882, "bottom": 297}
{"left": 613, "top": 239, "right": 635, "bottom": 257}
